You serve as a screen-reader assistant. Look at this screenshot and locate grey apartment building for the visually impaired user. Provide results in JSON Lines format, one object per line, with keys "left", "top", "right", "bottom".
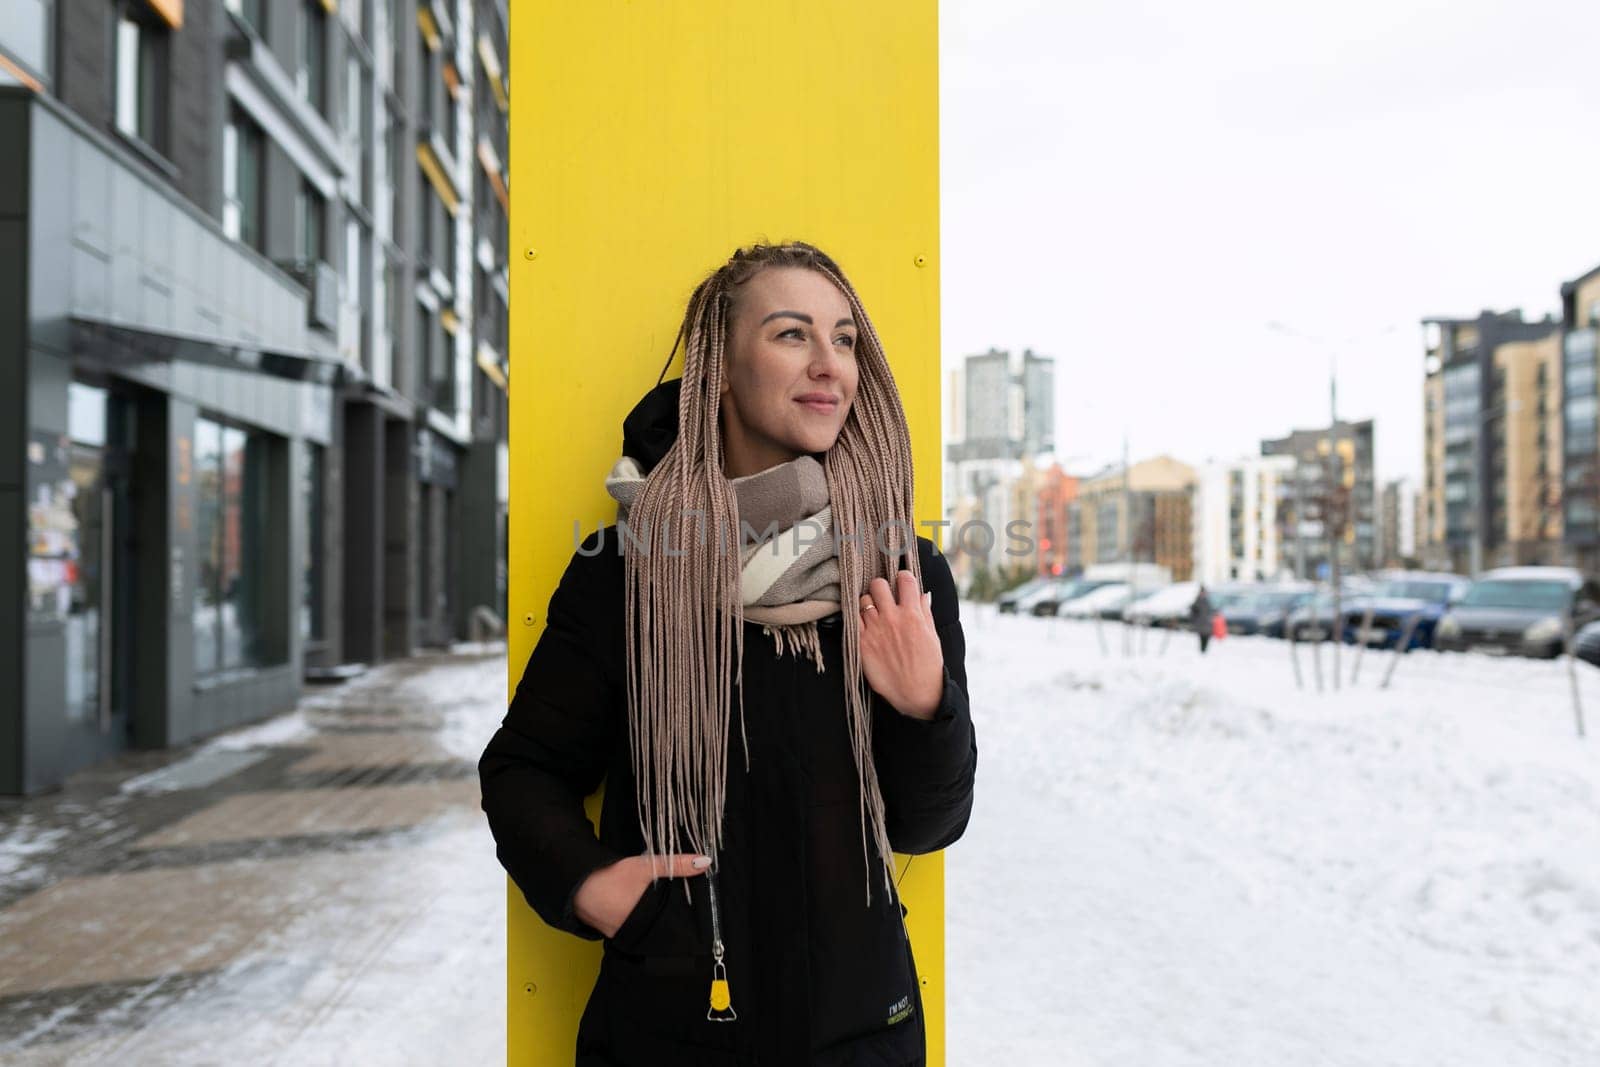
{"left": 1, "top": 0, "right": 511, "bottom": 794}
{"left": 1261, "top": 419, "right": 1377, "bottom": 578}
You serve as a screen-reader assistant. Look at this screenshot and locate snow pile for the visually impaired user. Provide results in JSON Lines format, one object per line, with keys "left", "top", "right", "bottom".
{"left": 947, "top": 611, "right": 1600, "bottom": 1067}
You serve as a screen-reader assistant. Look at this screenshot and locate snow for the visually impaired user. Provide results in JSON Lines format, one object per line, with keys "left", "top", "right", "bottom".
{"left": 0, "top": 817, "right": 69, "bottom": 883}
{"left": 947, "top": 609, "right": 1600, "bottom": 1067}
{"left": 11, "top": 624, "right": 1600, "bottom": 1064}
{"left": 200, "top": 709, "right": 316, "bottom": 751}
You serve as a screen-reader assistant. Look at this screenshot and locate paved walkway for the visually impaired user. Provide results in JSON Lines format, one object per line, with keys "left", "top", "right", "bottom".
{"left": 0, "top": 646, "right": 511, "bottom": 1065}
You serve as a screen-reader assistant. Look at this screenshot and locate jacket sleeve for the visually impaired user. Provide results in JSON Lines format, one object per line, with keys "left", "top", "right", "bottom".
{"left": 872, "top": 540, "right": 978, "bottom": 855}
{"left": 478, "top": 535, "right": 626, "bottom": 940}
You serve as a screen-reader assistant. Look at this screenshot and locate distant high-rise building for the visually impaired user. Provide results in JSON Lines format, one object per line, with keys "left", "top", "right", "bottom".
{"left": 948, "top": 347, "right": 1055, "bottom": 462}
{"left": 943, "top": 347, "right": 1058, "bottom": 581}
{"left": 1421, "top": 310, "right": 1562, "bottom": 574}
{"left": 1560, "top": 268, "right": 1600, "bottom": 573}
{"left": 1261, "top": 419, "right": 1377, "bottom": 577}
{"left": 1020, "top": 349, "right": 1055, "bottom": 457}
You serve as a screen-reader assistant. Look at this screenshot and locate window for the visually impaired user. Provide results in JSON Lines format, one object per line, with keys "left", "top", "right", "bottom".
{"left": 223, "top": 110, "right": 265, "bottom": 252}
{"left": 299, "top": 0, "right": 329, "bottom": 115}
{"left": 387, "top": 0, "right": 404, "bottom": 89}
{"left": 383, "top": 258, "right": 401, "bottom": 385}
{"left": 194, "top": 418, "right": 273, "bottom": 676}
{"left": 1, "top": 0, "right": 54, "bottom": 84}
{"left": 346, "top": 217, "right": 366, "bottom": 306}
{"left": 385, "top": 108, "right": 403, "bottom": 238}
{"left": 295, "top": 180, "right": 326, "bottom": 264}
{"left": 114, "top": 6, "right": 169, "bottom": 150}
{"left": 301, "top": 444, "right": 325, "bottom": 643}
{"left": 416, "top": 301, "right": 453, "bottom": 414}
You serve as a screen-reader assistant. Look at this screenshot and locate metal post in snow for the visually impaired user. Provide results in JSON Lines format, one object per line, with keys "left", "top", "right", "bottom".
{"left": 1288, "top": 623, "right": 1304, "bottom": 689}
{"left": 1566, "top": 612, "right": 1586, "bottom": 739}
{"left": 1379, "top": 614, "right": 1420, "bottom": 690}
{"left": 1350, "top": 604, "right": 1376, "bottom": 686}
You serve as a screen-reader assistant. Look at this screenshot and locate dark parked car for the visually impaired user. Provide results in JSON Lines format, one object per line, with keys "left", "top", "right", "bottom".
{"left": 997, "top": 577, "right": 1054, "bottom": 614}
{"left": 1574, "top": 619, "right": 1600, "bottom": 667}
{"left": 1285, "top": 581, "right": 1373, "bottom": 641}
{"left": 1221, "top": 586, "right": 1315, "bottom": 638}
{"left": 1026, "top": 577, "right": 1115, "bottom": 617}
{"left": 1434, "top": 567, "right": 1600, "bottom": 659}
{"left": 1341, "top": 571, "right": 1469, "bottom": 651}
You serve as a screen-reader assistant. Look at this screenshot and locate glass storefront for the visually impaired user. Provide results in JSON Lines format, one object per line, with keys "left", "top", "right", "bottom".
{"left": 194, "top": 416, "right": 273, "bottom": 676}
{"left": 64, "top": 384, "right": 107, "bottom": 724}
{"left": 301, "top": 444, "right": 325, "bottom": 643}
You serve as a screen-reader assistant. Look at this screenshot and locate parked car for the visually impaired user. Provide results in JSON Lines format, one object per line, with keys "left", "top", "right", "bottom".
{"left": 1574, "top": 618, "right": 1600, "bottom": 667}
{"left": 1024, "top": 577, "right": 1115, "bottom": 617}
{"left": 1056, "top": 583, "right": 1133, "bottom": 618}
{"left": 1340, "top": 571, "right": 1469, "bottom": 650}
{"left": 1434, "top": 566, "right": 1600, "bottom": 659}
{"left": 997, "top": 577, "right": 1055, "bottom": 614}
{"left": 1221, "top": 585, "right": 1315, "bottom": 638}
{"left": 1203, "top": 584, "right": 1253, "bottom": 614}
{"left": 1285, "top": 580, "right": 1374, "bottom": 641}
{"left": 1124, "top": 582, "right": 1201, "bottom": 627}
{"left": 1080, "top": 561, "right": 1173, "bottom": 588}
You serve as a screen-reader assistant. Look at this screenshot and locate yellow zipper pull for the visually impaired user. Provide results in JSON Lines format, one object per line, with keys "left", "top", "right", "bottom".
{"left": 705, "top": 868, "right": 738, "bottom": 1022}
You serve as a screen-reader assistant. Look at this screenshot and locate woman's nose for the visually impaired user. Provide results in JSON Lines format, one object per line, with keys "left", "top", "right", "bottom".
{"left": 808, "top": 340, "right": 844, "bottom": 376}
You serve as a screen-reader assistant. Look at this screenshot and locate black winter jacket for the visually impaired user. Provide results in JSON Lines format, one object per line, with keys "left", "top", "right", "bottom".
{"left": 478, "top": 526, "right": 976, "bottom": 1066}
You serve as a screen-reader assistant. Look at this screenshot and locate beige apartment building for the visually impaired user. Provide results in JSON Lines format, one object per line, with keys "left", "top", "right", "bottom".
{"left": 1422, "top": 310, "right": 1563, "bottom": 573}
{"left": 1068, "top": 456, "right": 1195, "bottom": 580}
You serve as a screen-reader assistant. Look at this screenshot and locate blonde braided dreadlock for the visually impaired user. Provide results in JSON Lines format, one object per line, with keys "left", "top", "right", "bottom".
{"left": 622, "top": 241, "right": 921, "bottom": 904}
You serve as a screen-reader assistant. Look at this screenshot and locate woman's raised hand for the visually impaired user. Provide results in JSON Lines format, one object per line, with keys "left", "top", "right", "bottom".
{"left": 574, "top": 853, "right": 711, "bottom": 939}
{"left": 858, "top": 570, "right": 945, "bottom": 721}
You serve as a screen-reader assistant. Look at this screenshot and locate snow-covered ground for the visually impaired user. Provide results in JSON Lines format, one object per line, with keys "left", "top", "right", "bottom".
{"left": 948, "top": 609, "right": 1600, "bottom": 1067}
{"left": 8, "top": 620, "right": 1597, "bottom": 1065}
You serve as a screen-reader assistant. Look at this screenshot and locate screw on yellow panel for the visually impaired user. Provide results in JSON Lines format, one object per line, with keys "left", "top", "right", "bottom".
{"left": 508, "top": 2, "right": 941, "bottom": 1063}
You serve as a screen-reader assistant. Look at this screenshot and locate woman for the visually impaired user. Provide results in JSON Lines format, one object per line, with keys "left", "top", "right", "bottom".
{"left": 478, "top": 241, "right": 977, "bottom": 1066}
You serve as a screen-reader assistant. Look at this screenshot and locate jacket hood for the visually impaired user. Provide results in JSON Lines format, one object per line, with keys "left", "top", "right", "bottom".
{"left": 620, "top": 375, "right": 831, "bottom": 477}
{"left": 621, "top": 378, "right": 682, "bottom": 477}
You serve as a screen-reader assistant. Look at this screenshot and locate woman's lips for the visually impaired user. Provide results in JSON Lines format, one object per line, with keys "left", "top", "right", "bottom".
{"left": 795, "top": 396, "right": 839, "bottom": 414}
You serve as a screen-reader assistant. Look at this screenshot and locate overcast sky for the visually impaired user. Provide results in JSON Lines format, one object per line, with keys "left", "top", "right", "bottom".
{"left": 940, "top": 0, "right": 1600, "bottom": 483}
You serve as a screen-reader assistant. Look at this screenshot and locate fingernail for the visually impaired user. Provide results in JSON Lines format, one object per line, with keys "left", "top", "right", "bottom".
{"left": 691, "top": 856, "right": 712, "bottom": 869}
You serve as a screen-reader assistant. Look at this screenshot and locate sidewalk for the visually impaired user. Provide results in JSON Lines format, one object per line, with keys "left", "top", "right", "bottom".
{"left": 0, "top": 646, "right": 511, "bottom": 1066}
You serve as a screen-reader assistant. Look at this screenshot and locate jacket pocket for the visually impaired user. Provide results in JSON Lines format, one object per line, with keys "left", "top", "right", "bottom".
{"left": 604, "top": 877, "right": 710, "bottom": 973}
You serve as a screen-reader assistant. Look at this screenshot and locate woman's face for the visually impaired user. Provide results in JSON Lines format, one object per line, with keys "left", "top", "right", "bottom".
{"left": 719, "top": 267, "right": 860, "bottom": 478}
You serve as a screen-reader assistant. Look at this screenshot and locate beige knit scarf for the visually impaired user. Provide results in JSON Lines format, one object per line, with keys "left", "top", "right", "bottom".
{"left": 605, "top": 452, "right": 841, "bottom": 670}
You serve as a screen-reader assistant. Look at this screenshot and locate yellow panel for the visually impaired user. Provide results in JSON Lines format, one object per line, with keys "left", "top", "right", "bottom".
{"left": 508, "top": 2, "right": 941, "bottom": 1062}
{"left": 145, "top": 0, "right": 183, "bottom": 29}
{"left": 415, "top": 142, "right": 461, "bottom": 215}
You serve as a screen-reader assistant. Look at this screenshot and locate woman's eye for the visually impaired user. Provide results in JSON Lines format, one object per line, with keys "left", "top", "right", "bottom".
{"left": 779, "top": 327, "right": 805, "bottom": 340}
{"left": 835, "top": 335, "right": 856, "bottom": 350}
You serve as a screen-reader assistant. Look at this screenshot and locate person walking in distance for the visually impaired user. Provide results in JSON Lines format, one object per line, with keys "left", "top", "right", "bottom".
{"left": 1191, "top": 585, "right": 1214, "bottom": 654}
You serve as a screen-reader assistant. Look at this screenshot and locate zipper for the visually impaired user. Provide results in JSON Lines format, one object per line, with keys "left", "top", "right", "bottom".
{"left": 705, "top": 864, "right": 738, "bottom": 1022}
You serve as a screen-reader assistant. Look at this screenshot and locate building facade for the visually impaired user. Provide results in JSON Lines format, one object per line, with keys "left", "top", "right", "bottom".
{"left": 1560, "top": 267, "right": 1600, "bottom": 572}
{"left": 1193, "top": 454, "right": 1297, "bottom": 585}
{"left": 1377, "top": 477, "right": 1421, "bottom": 569}
{"left": 1015, "top": 460, "right": 1077, "bottom": 577}
{"left": 1, "top": 0, "right": 510, "bottom": 795}
{"left": 943, "top": 347, "right": 1057, "bottom": 582}
{"left": 1070, "top": 456, "right": 1195, "bottom": 581}
{"left": 1261, "top": 419, "right": 1376, "bottom": 579}
{"left": 1421, "top": 310, "right": 1561, "bottom": 574}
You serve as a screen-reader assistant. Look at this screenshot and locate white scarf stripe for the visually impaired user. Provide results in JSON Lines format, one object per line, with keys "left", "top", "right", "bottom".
{"left": 739, "top": 506, "right": 832, "bottom": 605}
